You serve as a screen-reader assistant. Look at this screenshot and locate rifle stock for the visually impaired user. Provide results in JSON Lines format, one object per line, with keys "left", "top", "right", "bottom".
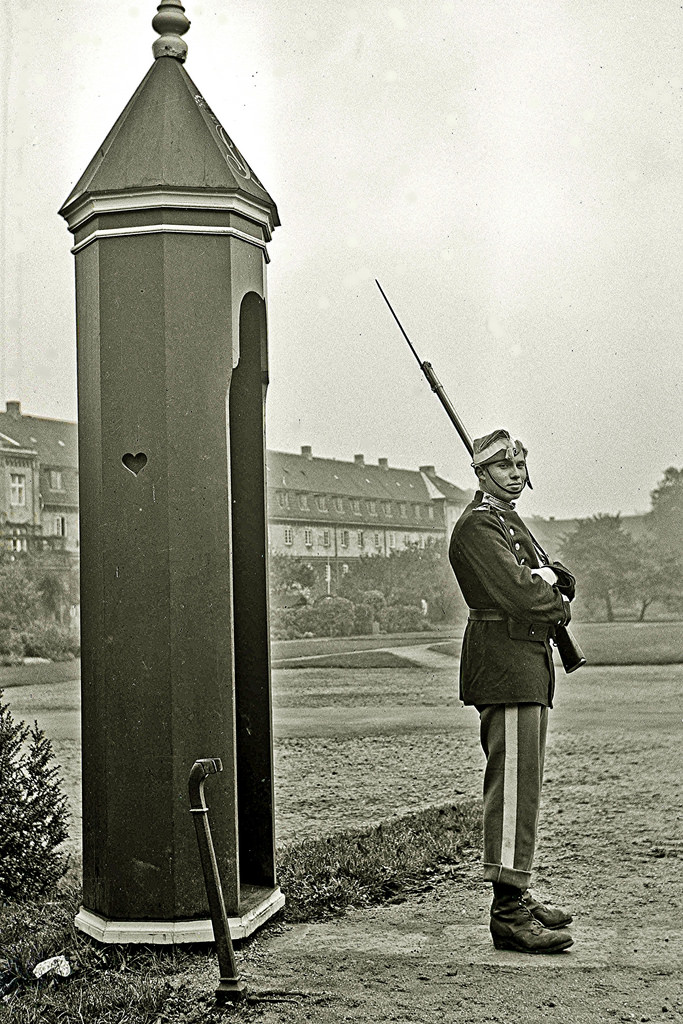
{"left": 553, "top": 623, "right": 586, "bottom": 673}
{"left": 375, "top": 278, "right": 586, "bottom": 675}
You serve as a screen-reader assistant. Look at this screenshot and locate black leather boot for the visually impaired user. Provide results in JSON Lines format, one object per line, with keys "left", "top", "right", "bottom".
{"left": 490, "top": 885, "right": 573, "bottom": 954}
{"left": 521, "top": 890, "right": 573, "bottom": 929}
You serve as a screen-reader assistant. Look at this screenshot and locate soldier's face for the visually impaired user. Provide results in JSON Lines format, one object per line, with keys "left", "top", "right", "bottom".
{"left": 479, "top": 454, "right": 528, "bottom": 500}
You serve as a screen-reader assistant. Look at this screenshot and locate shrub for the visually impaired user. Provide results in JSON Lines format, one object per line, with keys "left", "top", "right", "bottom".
{"left": 0, "top": 691, "right": 69, "bottom": 900}
{"left": 379, "top": 604, "right": 430, "bottom": 634}
{"left": 0, "top": 629, "right": 25, "bottom": 666}
{"left": 360, "top": 589, "right": 386, "bottom": 617}
{"left": 301, "top": 596, "right": 356, "bottom": 637}
{"left": 0, "top": 561, "right": 39, "bottom": 632}
{"left": 353, "top": 602, "right": 375, "bottom": 635}
{"left": 21, "top": 621, "right": 80, "bottom": 661}
{"left": 270, "top": 607, "right": 309, "bottom": 640}
{"left": 387, "top": 586, "right": 421, "bottom": 608}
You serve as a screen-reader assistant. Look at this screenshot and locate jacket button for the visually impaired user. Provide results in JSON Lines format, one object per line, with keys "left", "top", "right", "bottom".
{"left": 509, "top": 528, "right": 514, "bottom": 535}
{"left": 515, "top": 542, "right": 520, "bottom": 550}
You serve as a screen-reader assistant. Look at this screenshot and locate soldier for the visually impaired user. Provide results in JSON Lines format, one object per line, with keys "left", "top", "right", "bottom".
{"left": 449, "top": 428, "right": 575, "bottom": 954}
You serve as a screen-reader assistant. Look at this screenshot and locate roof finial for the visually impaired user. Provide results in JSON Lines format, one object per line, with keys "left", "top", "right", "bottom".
{"left": 152, "top": 0, "right": 190, "bottom": 62}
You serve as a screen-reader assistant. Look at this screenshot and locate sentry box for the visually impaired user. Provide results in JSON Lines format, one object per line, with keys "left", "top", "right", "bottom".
{"left": 59, "top": 1, "right": 283, "bottom": 943}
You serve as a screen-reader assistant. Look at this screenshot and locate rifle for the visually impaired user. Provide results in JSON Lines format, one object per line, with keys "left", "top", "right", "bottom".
{"left": 375, "top": 279, "right": 586, "bottom": 674}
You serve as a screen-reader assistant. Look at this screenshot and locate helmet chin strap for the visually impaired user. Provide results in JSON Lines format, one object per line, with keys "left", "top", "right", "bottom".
{"left": 483, "top": 464, "right": 529, "bottom": 496}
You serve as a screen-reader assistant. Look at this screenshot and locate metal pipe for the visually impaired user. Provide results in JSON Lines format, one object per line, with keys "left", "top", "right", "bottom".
{"left": 188, "top": 758, "right": 247, "bottom": 1003}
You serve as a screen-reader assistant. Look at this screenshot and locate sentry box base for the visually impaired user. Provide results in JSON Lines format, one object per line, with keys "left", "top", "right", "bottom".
{"left": 75, "top": 884, "right": 284, "bottom": 945}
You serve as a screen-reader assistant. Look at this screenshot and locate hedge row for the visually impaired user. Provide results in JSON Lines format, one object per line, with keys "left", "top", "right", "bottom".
{"left": 0, "top": 622, "right": 81, "bottom": 665}
{"left": 271, "top": 596, "right": 431, "bottom": 640}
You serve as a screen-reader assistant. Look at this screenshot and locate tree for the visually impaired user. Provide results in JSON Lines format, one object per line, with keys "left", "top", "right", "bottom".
{"left": 339, "top": 542, "right": 467, "bottom": 624}
{"left": 628, "top": 540, "right": 683, "bottom": 621}
{"left": 559, "top": 514, "right": 640, "bottom": 621}
{"left": 268, "top": 554, "right": 317, "bottom": 604}
{"left": 648, "top": 467, "right": 683, "bottom": 554}
{"left": 632, "top": 467, "right": 683, "bottom": 619}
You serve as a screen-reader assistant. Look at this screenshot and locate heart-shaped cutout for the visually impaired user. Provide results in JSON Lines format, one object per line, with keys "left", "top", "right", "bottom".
{"left": 122, "top": 452, "right": 148, "bottom": 476}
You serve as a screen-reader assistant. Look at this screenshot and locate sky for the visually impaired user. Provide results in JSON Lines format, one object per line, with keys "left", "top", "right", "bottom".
{"left": 0, "top": 0, "right": 681, "bottom": 519}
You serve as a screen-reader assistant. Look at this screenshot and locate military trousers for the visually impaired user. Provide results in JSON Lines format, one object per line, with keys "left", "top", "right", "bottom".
{"left": 477, "top": 702, "right": 548, "bottom": 889}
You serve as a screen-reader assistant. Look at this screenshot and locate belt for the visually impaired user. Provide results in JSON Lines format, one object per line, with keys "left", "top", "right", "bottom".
{"left": 468, "top": 608, "right": 554, "bottom": 642}
{"left": 468, "top": 608, "right": 505, "bottom": 621}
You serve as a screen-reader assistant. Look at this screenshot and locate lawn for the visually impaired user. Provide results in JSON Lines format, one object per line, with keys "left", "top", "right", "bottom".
{"left": 431, "top": 619, "right": 683, "bottom": 666}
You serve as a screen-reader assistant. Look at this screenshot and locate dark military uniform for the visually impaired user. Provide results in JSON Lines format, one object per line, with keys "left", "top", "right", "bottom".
{"left": 449, "top": 490, "right": 575, "bottom": 708}
{"left": 449, "top": 490, "right": 576, "bottom": 890}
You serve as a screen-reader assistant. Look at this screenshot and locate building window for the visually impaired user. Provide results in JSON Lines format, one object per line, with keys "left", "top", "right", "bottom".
{"left": 49, "top": 470, "right": 63, "bottom": 491}
{"left": 428, "top": 506, "right": 435, "bottom": 520}
{"left": 334, "top": 496, "right": 344, "bottom": 512}
{"left": 299, "top": 494, "right": 309, "bottom": 510}
{"left": 322, "top": 529, "right": 330, "bottom": 547}
{"left": 414, "top": 504, "right": 421, "bottom": 519}
{"left": 277, "top": 491, "right": 289, "bottom": 509}
{"left": 400, "top": 503, "right": 407, "bottom": 518}
{"left": 55, "top": 516, "right": 67, "bottom": 537}
{"left": 10, "top": 474, "right": 25, "bottom": 506}
{"left": 368, "top": 500, "right": 377, "bottom": 515}
{"left": 388, "top": 532, "right": 396, "bottom": 548}
{"left": 342, "top": 563, "right": 349, "bottom": 575}
{"left": 352, "top": 499, "right": 361, "bottom": 514}
{"left": 383, "top": 501, "right": 392, "bottom": 516}
{"left": 340, "top": 530, "right": 349, "bottom": 548}
{"left": 374, "top": 532, "right": 381, "bottom": 547}
{"left": 317, "top": 495, "right": 328, "bottom": 512}
{"left": 357, "top": 530, "right": 364, "bottom": 547}
{"left": 304, "top": 528, "right": 313, "bottom": 547}
{"left": 403, "top": 534, "right": 411, "bottom": 547}
{"left": 284, "top": 526, "right": 293, "bottom": 546}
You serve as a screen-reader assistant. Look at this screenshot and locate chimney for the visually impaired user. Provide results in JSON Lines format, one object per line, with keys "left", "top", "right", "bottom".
{"left": 419, "top": 465, "right": 436, "bottom": 476}
{"left": 354, "top": 454, "right": 364, "bottom": 466}
{"left": 5, "top": 401, "right": 21, "bottom": 419}
{"left": 301, "top": 445, "right": 313, "bottom": 460}
{"left": 378, "top": 458, "right": 388, "bottom": 470}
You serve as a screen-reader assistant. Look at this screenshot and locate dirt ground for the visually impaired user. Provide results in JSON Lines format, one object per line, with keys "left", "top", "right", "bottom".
{"left": 219, "top": 660, "right": 682, "bottom": 1024}
{"left": 3, "top": 654, "right": 683, "bottom": 1022}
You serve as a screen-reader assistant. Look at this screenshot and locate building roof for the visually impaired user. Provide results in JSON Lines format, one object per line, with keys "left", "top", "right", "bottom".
{"left": 428, "top": 472, "right": 472, "bottom": 504}
{"left": 266, "top": 448, "right": 471, "bottom": 531}
{"left": 267, "top": 449, "right": 467, "bottom": 502}
{"left": 60, "top": 56, "right": 279, "bottom": 226}
{"left": 0, "top": 404, "right": 78, "bottom": 468}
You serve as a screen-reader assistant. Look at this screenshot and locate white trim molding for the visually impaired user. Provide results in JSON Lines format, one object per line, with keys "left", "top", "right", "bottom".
{"left": 62, "top": 189, "right": 277, "bottom": 238}
{"left": 74, "top": 887, "right": 285, "bottom": 944}
{"left": 71, "top": 223, "right": 270, "bottom": 261}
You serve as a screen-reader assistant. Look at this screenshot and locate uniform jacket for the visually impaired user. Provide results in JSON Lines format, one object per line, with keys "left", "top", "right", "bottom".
{"left": 449, "top": 491, "right": 575, "bottom": 708}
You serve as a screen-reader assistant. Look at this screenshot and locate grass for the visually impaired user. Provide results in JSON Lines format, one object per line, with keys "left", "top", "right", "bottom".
{"left": 277, "top": 800, "right": 481, "bottom": 922}
{"left": 432, "top": 620, "right": 683, "bottom": 666}
{"left": 0, "top": 800, "right": 481, "bottom": 1023}
{"left": 564, "top": 620, "right": 683, "bottom": 664}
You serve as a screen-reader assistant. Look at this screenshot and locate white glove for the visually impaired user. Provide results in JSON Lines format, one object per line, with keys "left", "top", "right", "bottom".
{"left": 530, "top": 565, "right": 559, "bottom": 585}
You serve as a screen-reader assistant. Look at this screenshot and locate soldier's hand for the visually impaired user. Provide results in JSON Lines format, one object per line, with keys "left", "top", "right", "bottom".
{"left": 530, "top": 566, "right": 559, "bottom": 585}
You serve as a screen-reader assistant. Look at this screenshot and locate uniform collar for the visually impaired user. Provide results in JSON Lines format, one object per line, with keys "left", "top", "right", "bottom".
{"left": 475, "top": 489, "right": 517, "bottom": 513}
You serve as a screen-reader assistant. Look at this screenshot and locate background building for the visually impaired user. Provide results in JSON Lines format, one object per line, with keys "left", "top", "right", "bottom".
{"left": 0, "top": 401, "right": 79, "bottom": 557}
{"left": 266, "top": 446, "right": 470, "bottom": 574}
{"left": 1, "top": 403, "right": 657, "bottom": 613}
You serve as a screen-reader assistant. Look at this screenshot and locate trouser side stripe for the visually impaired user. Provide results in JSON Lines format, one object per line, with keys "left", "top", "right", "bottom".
{"left": 501, "top": 705, "right": 518, "bottom": 868}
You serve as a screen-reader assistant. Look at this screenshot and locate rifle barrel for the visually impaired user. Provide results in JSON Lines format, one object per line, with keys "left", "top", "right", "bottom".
{"left": 375, "top": 280, "right": 473, "bottom": 454}
{"left": 374, "top": 278, "right": 584, "bottom": 675}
